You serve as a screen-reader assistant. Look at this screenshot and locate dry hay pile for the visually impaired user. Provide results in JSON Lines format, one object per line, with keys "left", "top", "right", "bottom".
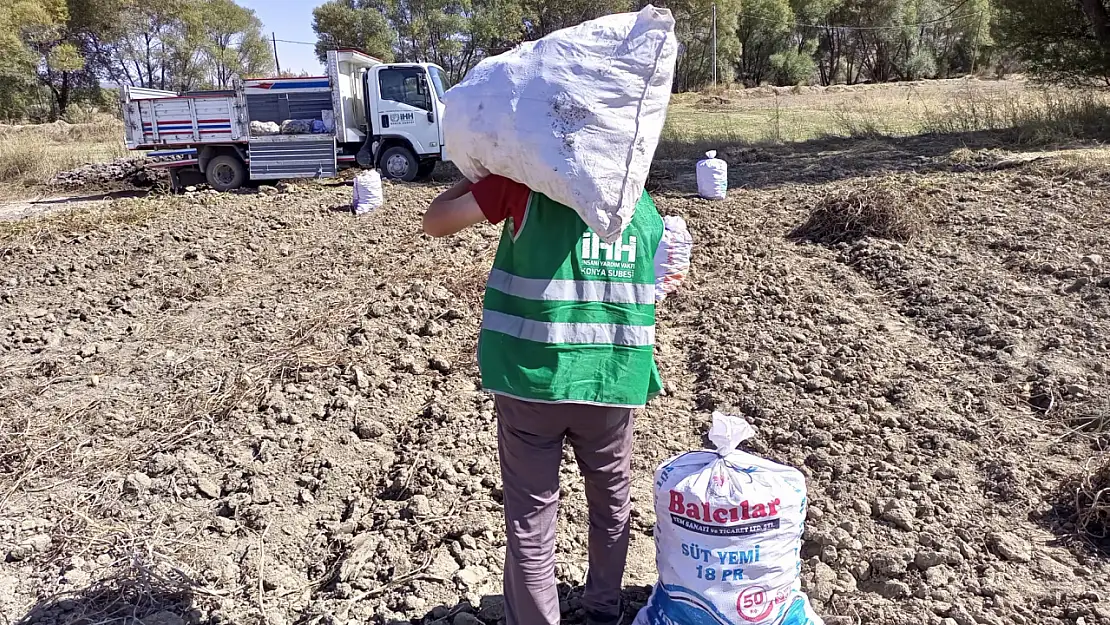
{"left": 942, "top": 147, "right": 1014, "bottom": 169}
{"left": 1058, "top": 457, "right": 1110, "bottom": 552}
{"left": 14, "top": 555, "right": 196, "bottom": 625}
{"left": 790, "top": 179, "right": 931, "bottom": 244}
{"left": 696, "top": 95, "right": 731, "bottom": 107}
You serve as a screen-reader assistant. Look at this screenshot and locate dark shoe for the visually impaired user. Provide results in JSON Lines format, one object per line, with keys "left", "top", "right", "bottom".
{"left": 585, "top": 599, "right": 625, "bottom": 625}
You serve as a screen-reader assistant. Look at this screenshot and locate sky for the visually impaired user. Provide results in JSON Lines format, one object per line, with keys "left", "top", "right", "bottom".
{"left": 240, "top": 0, "right": 327, "bottom": 76}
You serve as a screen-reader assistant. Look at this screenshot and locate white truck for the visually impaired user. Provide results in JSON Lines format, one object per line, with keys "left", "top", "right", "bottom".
{"left": 120, "top": 49, "right": 451, "bottom": 191}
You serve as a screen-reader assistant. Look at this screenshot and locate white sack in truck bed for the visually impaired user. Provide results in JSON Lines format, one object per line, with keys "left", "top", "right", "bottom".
{"left": 250, "top": 121, "right": 280, "bottom": 136}
{"left": 442, "top": 6, "right": 678, "bottom": 243}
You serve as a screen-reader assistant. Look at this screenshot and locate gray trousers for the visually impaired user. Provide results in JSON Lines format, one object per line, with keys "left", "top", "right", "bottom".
{"left": 495, "top": 395, "right": 635, "bottom": 625}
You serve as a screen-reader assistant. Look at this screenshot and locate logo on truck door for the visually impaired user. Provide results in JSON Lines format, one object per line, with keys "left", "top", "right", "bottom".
{"left": 388, "top": 112, "right": 415, "bottom": 125}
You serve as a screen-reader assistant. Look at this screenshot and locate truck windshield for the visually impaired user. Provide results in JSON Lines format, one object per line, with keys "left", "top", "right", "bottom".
{"left": 379, "top": 68, "right": 432, "bottom": 111}
{"left": 428, "top": 67, "right": 450, "bottom": 100}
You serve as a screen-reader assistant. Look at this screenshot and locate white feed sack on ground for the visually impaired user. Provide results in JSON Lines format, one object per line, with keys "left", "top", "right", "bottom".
{"left": 634, "top": 413, "right": 824, "bottom": 625}
{"left": 697, "top": 150, "right": 729, "bottom": 200}
{"left": 352, "top": 170, "right": 384, "bottom": 216}
{"left": 442, "top": 6, "right": 679, "bottom": 243}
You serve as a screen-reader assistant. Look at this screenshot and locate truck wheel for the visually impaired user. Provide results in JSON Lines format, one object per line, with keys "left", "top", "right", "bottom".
{"left": 380, "top": 146, "right": 419, "bottom": 182}
{"left": 415, "top": 161, "right": 437, "bottom": 181}
{"left": 206, "top": 154, "right": 246, "bottom": 191}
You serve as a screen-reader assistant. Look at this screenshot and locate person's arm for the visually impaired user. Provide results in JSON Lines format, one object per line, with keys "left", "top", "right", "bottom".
{"left": 422, "top": 179, "right": 486, "bottom": 237}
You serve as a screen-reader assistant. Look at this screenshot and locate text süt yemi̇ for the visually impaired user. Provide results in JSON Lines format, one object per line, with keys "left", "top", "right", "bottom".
{"left": 681, "top": 541, "right": 762, "bottom": 582}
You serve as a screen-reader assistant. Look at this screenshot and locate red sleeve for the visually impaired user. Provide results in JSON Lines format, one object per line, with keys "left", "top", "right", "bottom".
{"left": 471, "top": 175, "right": 530, "bottom": 235}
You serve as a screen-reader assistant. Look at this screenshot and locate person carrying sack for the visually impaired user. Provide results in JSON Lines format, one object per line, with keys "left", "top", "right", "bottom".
{"left": 422, "top": 174, "right": 666, "bottom": 625}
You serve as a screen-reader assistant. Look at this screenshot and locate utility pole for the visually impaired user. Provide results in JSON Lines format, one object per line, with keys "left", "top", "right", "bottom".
{"left": 711, "top": 3, "right": 717, "bottom": 89}
{"left": 272, "top": 32, "right": 282, "bottom": 75}
{"left": 971, "top": 12, "right": 983, "bottom": 76}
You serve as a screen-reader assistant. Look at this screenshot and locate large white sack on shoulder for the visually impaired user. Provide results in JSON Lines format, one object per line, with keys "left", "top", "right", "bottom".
{"left": 442, "top": 6, "right": 678, "bottom": 243}
{"left": 653, "top": 215, "right": 692, "bottom": 302}
{"left": 353, "top": 170, "right": 383, "bottom": 216}
{"left": 697, "top": 150, "right": 728, "bottom": 200}
{"left": 633, "top": 412, "right": 824, "bottom": 625}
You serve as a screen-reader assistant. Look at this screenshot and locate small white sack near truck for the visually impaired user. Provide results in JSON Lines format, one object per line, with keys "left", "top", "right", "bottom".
{"left": 120, "top": 49, "right": 451, "bottom": 191}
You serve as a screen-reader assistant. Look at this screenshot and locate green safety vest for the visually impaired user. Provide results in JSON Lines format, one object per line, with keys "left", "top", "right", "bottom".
{"left": 478, "top": 190, "right": 664, "bottom": 408}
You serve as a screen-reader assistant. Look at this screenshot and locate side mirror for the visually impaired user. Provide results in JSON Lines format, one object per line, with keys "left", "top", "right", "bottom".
{"left": 427, "top": 111, "right": 434, "bottom": 123}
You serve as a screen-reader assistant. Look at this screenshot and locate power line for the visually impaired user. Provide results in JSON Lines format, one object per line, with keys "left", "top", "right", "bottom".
{"left": 273, "top": 38, "right": 317, "bottom": 46}
{"left": 934, "top": 0, "right": 975, "bottom": 24}
{"left": 711, "top": 3, "right": 717, "bottom": 88}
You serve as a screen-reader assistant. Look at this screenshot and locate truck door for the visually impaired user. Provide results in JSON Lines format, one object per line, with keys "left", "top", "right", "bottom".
{"left": 374, "top": 67, "right": 440, "bottom": 156}
{"left": 427, "top": 66, "right": 449, "bottom": 159}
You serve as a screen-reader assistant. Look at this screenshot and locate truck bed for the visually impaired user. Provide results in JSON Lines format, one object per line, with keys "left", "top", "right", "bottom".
{"left": 121, "top": 87, "right": 247, "bottom": 149}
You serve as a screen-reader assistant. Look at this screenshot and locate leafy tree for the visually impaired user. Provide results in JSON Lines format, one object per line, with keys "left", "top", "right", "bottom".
{"left": 465, "top": 0, "right": 526, "bottom": 64}
{"left": 313, "top": 0, "right": 397, "bottom": 62}
{"left": 770, "top": 40, "right": 818, "bottom": 84}
{"left": 313, "top": 0, "right": 527, "bottom": 82}
{"left": 0, "top": 1, "right": 48, "bottom": 117}
{"left": 654, "top": 0, "right": 741, "bottom": 90}
{"left": 100, "top": 0, "right": 271, "bottom": 92}
{"left": 842, "top": 0, "right": 903, "bottom": 82}
{"left": 107, "top": 1, "right": 184, "bottom": 89}
{"left": 787, "top": 0, "right": 849, "bottom": 84}
{"left": 385, "top": 0, "right": 471, "bottom": 78}
{"left": 104, "top": 0, "right": 209, "bottom": 91}
{"left": 995, "top": 0, "right": 1110, "bottom": 85}
{"left": 4, "top": 0, "right": 116, "bottom": 118}
{"left": 194, "top": 0, "right": 273, "bottom": 88}
{"left": 521, "top": 0, "right": 631, "bottom": 38}
{"left": 934, "top": 0, "right": 993, "bottom": 77}
{"left": 737, "top": 0, "right": 795, "bottom": 86}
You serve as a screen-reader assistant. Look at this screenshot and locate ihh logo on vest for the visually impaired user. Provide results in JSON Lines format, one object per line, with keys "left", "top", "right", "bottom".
{"left": 580, "top": 231, "right": 637, "bottom": 279}
{"left": 581, "top": 231, "right": 637, "bottom": 263}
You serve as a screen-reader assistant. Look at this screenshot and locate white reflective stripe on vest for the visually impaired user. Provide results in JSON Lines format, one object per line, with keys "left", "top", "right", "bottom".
{"left": 486, "top": 269, "right": 655, "bottom": 305}
{"left": 482, "top": 310, "right": 655, "bottom": 347}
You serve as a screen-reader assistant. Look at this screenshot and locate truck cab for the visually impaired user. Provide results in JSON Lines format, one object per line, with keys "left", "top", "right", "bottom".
{"left": 327, "top": 50, "right": 449, "bottom": 181}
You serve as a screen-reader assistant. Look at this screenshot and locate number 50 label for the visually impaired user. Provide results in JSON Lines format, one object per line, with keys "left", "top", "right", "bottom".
{"left": 737, "top": 586, "right": 774, "bottom": 622}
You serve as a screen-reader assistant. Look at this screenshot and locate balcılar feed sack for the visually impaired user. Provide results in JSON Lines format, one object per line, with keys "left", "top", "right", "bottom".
{"left": 442, "top": 6, "right": 678, "bottom": 243}
{"left": 633, "top": 413, "right": 823, "bottom": 625}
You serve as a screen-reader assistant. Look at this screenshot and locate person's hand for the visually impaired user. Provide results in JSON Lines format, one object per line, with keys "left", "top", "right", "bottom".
{"left": 422, "top": 179, "right": 485, "bottom": 237}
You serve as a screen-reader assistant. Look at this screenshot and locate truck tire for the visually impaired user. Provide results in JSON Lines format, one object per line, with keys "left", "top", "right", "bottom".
{"left": 415, "top": 161, "right": 436, "bottom": 181}
{"left": 206, "top": 154, "right": 246, "bottom": 191}
{"left": 380, "top": 146, "right": 419, "bottom": 182}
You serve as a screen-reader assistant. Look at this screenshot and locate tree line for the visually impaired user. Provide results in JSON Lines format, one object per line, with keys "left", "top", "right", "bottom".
{"left": 3, "top": 0, "right": 1110, "bottom": 121}
{"left": 312, "top": 0, "right": 1110, "bottom": 91}
{"left": 0, "top": 0, "right": 273, "bottom": 120}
